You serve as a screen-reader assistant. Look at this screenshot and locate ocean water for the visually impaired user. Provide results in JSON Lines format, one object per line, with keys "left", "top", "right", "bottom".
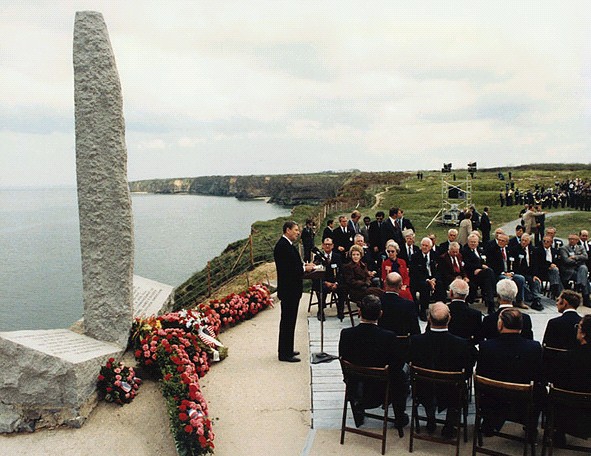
{"left": 0, "top": 188, "right": 290, "bottom": 331}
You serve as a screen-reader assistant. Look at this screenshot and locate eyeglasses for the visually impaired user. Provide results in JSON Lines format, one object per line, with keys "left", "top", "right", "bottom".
{"left": 386, "top": 250, "right": 396, "bottom": 253}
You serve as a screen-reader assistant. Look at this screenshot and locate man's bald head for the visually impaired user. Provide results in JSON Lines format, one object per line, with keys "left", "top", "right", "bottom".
{"left": 385, "top": 272, "right": 403, "bottom": 291}
{"left": 428, "top": 302, "right": 450, "bottom": 328}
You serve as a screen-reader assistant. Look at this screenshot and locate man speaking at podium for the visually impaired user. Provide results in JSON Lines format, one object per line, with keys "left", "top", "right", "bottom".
{"left": 274, "top": 221, "right": 315, "bottom": 362}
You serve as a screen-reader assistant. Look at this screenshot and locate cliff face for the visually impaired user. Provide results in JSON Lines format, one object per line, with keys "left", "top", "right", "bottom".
{"left": 128, "top": 173, "right": 349, "bottom": 205}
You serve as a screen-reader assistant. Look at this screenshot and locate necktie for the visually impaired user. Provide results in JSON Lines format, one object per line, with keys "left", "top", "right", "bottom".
{"left": 453, "top": 257, "right": 460, "bottom": 273}
{"left": 546, "top": 248, "right": 552, "bottom": 262}
{"left": 473, "top": 248, "right": 480, "bottom": 258}
{"left": 408, "top": 246, "right": 412, "bottom": 258}
{"left": 502, "top": 248, "right": 507, "bottom": 271}
{"left": 525, "top": 248, "right": 530, "bottom": 267}
{"left": 425, "top": 254, "right": 431, "bottom": 276}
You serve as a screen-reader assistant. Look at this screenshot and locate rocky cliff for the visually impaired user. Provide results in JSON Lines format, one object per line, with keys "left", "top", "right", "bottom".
{"left": 128, "top": 173, "right": 351, "bottom": 205}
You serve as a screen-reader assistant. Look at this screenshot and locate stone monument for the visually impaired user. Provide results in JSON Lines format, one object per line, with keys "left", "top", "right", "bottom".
{"left": 0, "top": 11, "right": 172, "bottom": 433}
{"left": 74, "top": 10, "right": 134, "bottom": 348}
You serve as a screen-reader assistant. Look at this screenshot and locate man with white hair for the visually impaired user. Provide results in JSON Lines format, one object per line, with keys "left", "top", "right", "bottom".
{"left": 398, "top": 229, "right": 417, "bottom": 264}
{"left": 510, "top": 233, "right": 544, "bottom": 311}
{"left": 437, "top": 228, "right": 459, "bottom": 256}
{"left": 480, "top": 279, "right": 533, "bottom": 340}
{"left": 560, "top": 233, "right": 590, "bottom": 307}
{"left": 462, "top": 233, "right": 496, "bottom": 314}
{"left": 447, "top": 278, "right": 483, "bottom": 344}
{"left": 410, "top": 237, "right": 439, "bottom": 321}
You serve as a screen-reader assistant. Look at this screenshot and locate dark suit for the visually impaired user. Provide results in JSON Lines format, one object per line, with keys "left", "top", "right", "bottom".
{"left": 339, "top": 323, "right": 408, "bottom": 411}
{"left": 480, "top": 212, "right": 491, "bottom": 242}
{"left": 480, "top": 306, "right": 534, "bottom": 340}
{"left": 368, "top": 220, "right": 383, "bottom": 251}
{"left": 379, "top": 292, "right": 420, "bottom": 338}
{"left": 333, "top": 225, "right": 355, "bottom": 254}
{"left": 312, "top": 250, "right": 346, "bottom": 314}
{"left": 542, "top": 310, "right": 581, "bottom": 350}
{"left": 448, "top": 299, "right": 483, "bottom": 344}
{"left": 398, "top": 243, "right": 417, "bottom": 265}
{"left": 322, "top": 226, "right": 333, "bottom": 241}
{"left": 409, "top": 330, "right": 473, "bottom": 419}
{"left": 511, "top": 243, "right": 543, "bottom": 305}
{"left": 533, "top": 245, "right": 562, "bottom": 290}
{"left": 409, "top": 250, "right": 439, "bottom": 314}
{"left": 274, "top": 236, "right": 304, "bottom": 359}
{"left": 477, "top": 333, "right": 544, "bottom": 432}
{"left": 438, "top": 252, "right": 467, "bottom": 290}
{"left": 398, "top": 217, "right": 414, "bottom": 232}
{"left": 461, "top": 244, "right": 496, "bottom": 309}
{"left": 485, "top": 242, "right": 526, "bottom": 303}
{"left": 552, "top": 344, "right": 591, "bottom": 439}
{"left": 381, "top": 218, "right": 403, "bottom": 249}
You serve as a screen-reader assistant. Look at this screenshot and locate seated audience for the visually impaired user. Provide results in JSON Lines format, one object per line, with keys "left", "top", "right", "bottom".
{"left": 543, "top": 289, "right": 582, "bottom": 350}
{"left": 379, "top": 272, "right": 420, "bottom": 337}
{"left": 380, "top": 241, "right": 413, "bottom": 301}
{"left": 438, "top": 241, "right": 467, "bottom": 292}
{"left": 437, "top": 228, "right": 459, "bottom": 256}
{"left": 409, "top": 302, "right": 473, "bottom": 439}
{"left": 480, "top": 279, "right": 533, "bottom": 340}
{"left": 339, "top": 295, "right": 409, "bottom": 428}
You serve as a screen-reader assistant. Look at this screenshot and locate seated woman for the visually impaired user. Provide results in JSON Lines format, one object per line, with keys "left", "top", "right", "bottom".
{"left": 381, "top": 241, "right": 413, "bottom": 301}
{"left": 343, "top": 244, "right": 381, "bottom": 302}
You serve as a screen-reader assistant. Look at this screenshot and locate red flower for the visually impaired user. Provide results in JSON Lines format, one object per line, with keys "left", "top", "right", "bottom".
{"left": 97, "top": 374, "right": 105, "bottom": 381}
{"left": 108, "top": 357, "right": 115, "bottom": 363}
{"left": 178, "top": 412, "right": 188, "bottom": 421}
{"left": 199, "top": 436, "right": 207, "bottom": 447}
{"left": 163, "top": 373, "right": 172, "bottom": 381}
{"left": 184, "top": 424, "right": 193, "bottom": 433}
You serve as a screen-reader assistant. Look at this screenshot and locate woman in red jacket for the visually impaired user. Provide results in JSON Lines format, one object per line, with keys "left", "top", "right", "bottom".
{"left": 381, "top": 241, "right": 413, "bottom": 301}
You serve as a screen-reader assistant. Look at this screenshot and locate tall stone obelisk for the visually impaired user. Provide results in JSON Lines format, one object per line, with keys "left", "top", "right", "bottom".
{"left": 73, "top": 11, "right": 133, "bottom": 347}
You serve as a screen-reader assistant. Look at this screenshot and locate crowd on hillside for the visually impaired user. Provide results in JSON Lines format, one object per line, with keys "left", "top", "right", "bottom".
{"left": 500, "top": 177, "right": 591, "bottom": 210}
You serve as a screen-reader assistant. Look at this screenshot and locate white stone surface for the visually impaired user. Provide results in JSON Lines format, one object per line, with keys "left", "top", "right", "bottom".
{"left": 0, "top": 329, "right": 122, "bottom": 433}
{"left": 74, "top": 10, "right": 133, "bottom": 347}
{"left": 133, "top": 275, "right": 174, "bottom": 319}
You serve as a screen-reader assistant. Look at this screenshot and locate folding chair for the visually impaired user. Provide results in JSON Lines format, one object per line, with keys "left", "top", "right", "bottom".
{"left": 343, "top": 294, "right": 360, "bottom": 327}
{"left": 541, "top": 344, "right": 568, "bottom": 385}
{"left": 409, "top": 364, "right": 469, "bottom": 456}
{"left": 541, "top": 384, "right": 591, "bottom": 456}
{"left": 339, "top": 358, "right": 399, "bottom": 454}
{"left": 473, "top": 374, "right": 536, "bottom": 456}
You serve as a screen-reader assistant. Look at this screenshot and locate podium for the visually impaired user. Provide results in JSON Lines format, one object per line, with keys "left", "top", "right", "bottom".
{"left": 304, "top": 268, "right": 338, "bottom": 364}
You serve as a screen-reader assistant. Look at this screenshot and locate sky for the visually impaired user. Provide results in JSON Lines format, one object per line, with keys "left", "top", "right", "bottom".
{"left": 1, "top": 1, "right": 590, "bottom": 187}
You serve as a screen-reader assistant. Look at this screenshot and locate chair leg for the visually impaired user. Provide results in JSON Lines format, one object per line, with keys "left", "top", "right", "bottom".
{"left": 346, "top": 298, "right": 355, "bottom": 327}
{"left": 409, "top": 398, "right": 416, "bottom": 452}
{"left": 472, "top": 412, "right": 481, "bottom": 456}
{"left": 340, "top": 396, "right": 348, "bottom": 445}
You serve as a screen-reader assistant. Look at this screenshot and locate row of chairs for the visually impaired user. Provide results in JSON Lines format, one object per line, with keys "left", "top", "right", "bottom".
{"left": 340, "top": 359, "right": 591, "bottom": 455}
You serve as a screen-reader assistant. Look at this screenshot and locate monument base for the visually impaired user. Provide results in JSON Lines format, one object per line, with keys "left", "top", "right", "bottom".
{"left": 0, "top": 329, "right": 123, "bottom": 433}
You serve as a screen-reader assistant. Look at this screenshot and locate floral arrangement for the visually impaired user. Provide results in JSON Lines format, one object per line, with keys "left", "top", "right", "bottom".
{"left": 97, "top": 358, "right": 141, "bottom": 405}
{"left": 128, "top": 283, "right": 273, "bottom": 455}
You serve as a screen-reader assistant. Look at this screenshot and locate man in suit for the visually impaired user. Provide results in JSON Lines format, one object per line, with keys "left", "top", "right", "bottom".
{"left": 398, "top": 229, "right": 417, "bottom": 265}
{"left": 274, "top": 221, "right": 315, "bottom": 362}
{"left": 543, "top": 289, "right": 582, "bottom": 350}
{"left": 360, "top": 216, "right": 371, "bottom": 243}
{"left": 381, "top": 207, "right": 404, "bottom": 248}
{"left": 348, "top": 210, "right": 362, "bottom": 236}
{"left": 438, "top": 242, "right": 467, "bottom": 293}
{"left": 312, "top": 237, "right": 346, "bottom": 321}
{"left": 510, "top": 233, "right": 544, "bottom": 311}
{"left": 480, "top": 279, "right": 534, "bottom": 340}
{"left": 462, "top": 233, "right": 496, "bottom": 314}
{"left": 410, "top": 237, "right": 439, "bottom": 321}
{"left": 477, "top": 308, "right": 544, "bottom": 436}
{"left": 508, "top": 225, "right": 524, "bottom": 250}
{"left": 379, "top": 272, "right": 420, "bottom": 337}
{"left": 368, "top": 211, "right": 385, "bottom": 256}
{"left": 321, "top": 219, "right": 334, "bottom": 242}
{"left": 396, "top": 209, "right": 415, "bottom": 232}
{"left": 333, "top": 215, "right": 355, "bottom": 255}
{"left": 409, "top": 302, "right": 473, "bottom": 439}
{"left": 579, "top": 229, "right": 591, "bottom": 270}
{"left": 484, "top": 233, "right": 527, "bottom": 309}
{"left": 339, "top": 295, "right": 409, "bottom": 428}
{"left": 560, "top": 233, "right": 590, "bottom": 307}
{"left": 545, "top": 227, "right": 563, "bottom": 249}
{"left": 534, "top": 235, "right": 563, "bottom": 298}
{"left": 480, "top": 207, "right": 491, "bottom": 243}
{"left": 447, "top": 278, "right": 483, "bottom": 344}
{"left": 437, "top": 228, "right": 458, "bottom": 256}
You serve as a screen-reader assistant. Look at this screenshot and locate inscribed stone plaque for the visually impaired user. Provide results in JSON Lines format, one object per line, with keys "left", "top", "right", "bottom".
{"left": 0, "top": 329, "right": 119, "bottom": 364}
{"left": 133, "top": 275, "right": 174, "bottom": 318}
